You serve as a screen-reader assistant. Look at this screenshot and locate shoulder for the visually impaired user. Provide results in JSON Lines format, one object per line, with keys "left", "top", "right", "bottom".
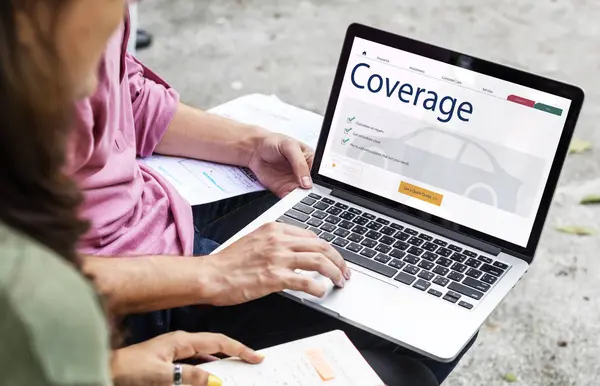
{"left": 0, "top": 222, "right": 111, "bottom": 386}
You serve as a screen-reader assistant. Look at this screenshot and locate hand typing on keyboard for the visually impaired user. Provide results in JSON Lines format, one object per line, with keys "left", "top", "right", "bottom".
{"left": 204, "top": 222, "right": 351, "bottom": 306}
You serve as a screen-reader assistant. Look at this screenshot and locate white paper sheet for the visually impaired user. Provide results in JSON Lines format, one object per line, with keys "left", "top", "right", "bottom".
{"left": 140, "top": 94, "right": 323, "bottom": 205}
{"left": 198, "top": 330, "right": 384, "bottom": 386}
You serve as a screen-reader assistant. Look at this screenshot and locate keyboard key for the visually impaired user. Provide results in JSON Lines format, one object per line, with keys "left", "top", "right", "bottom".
{"left": 360, "top": 248, "right": 377, "bottom": 258}
{"left": 418, "top": 233, "right": 433, "bottom": 241}
{"left": 339, "top": 212, "right": 356, "bottom": 221}
{"left": 458, "top": 301, "right": 474, "bottom": 310}
{"left": 389, "top": 249, "right": 406, "bottom": 259}
{"left": 308, "top": 227, "right": 322, "bottom": 235}
{"left": 422, "top": 252, "right": 438, "bottom": 261}
{"left": 314, "top": 202, "right": 329, "bottom": 211}
{"left": 403, "top": 254, "right": 420, "bottom": 265}
{"left": 293, "top": 203, "right": 315, "bottom": 214}
{"left": 379, "top": 235, "right": 395, "bottom": 245}
{"left": 418, "top": 261, "right": 435, "bottom": 271}
{"left": 422, "top": 242, "right": 438, "bottom": 252}
{"left": 433, "top": 276, "right": 450, "bottom": 287}
{"left": 285, "top": 210, "right": 309, "bottom": 222}
{"left": 326, "top": 207, "right": 342, "bottom": 215}
{"left": 380, "top": 226, "right": 396, "bottom": 236}
{"left": 393, "top": 241, "right": 409, "bottom": 250}
{"left": 361, "top": 239, "right": 377, "bottom": 248}
{"left": 394, "top": 272, "right": 416, "bottom": 285}
{"left": 407, "top": 246, "right": 424, "bottom": 256}
{"left": 332, "top": 245, "right": 398, "bottom": 278}
{"left": 333, "top": 237, "right": 350, "bottom": 248}
{"left": 353, "top": 226, "right": 368, "bottom": 235}
{"left": 451, "top": 263, "right": 468, "bottom": 273}
{"left": 321, "top": 223, "right": 336, "bottom": 232}
{"left": 465, "top": 268, "right": 483, "bottom": 279}
{"left": 376, "top": 218, "right": 390, "bottom": 225}
{"left": 362, "top": 213, "right": 376, "bottom": 220}
{"left": 413, "top": 279, "right": 431, "bottom": 291}
{"left": 389, "top": 259, "right": 405, "bottom": 269}
{"left": 451, "top": 253, "right": 467, "bottom": 263}
{"left": 448, "top": 282, "right": 483, "bottom": 300}
{"left": 319, "top": 232, "right": 335, "bottom": 242}
{"left": 348, "top": 207, "right": 362, "bottom": 215}
{"left": 448, "top": 271, "right": 464, "bottom": 282}
{"left": 436, "top": 257, "right": 453, "bottom": 267}
{"left": 493, "top": 261, "right": 509, "bottom": 270}
{"left": 404, "top": 228, "right": 418, "bottom": 236}
{"left": 375, "top": 244, "right": 392, "bottom": 254}
{"left": 403, "top": 265, "right": 420, "bottom": 275}
{"left": 433, "top": 266, "right": 450, "bottom": 276}
{"left": 481, "top": 274, "right": 498, "bottom": 285}
{"left": 427, "top": 289, "right": 443, "bottom": 297}
{"left": 465, "top": 258, "right": 482, "bottom": 268}
{"left": 322, "top": 198, "right": 335, "bottom": 205}
{"left": 347, "top": 243, "right": 363, "bottom": 253}
{"left": 408, "top": 237, "right": 425, "bottom": 246}
{"left": 353, "top": 217, "right": 369, "bottom": 225}
{"left": 334, "top": 228, "right": 350, "bottom": 238}
{"left": 307, "top": 218, "right": 323, "bottom": 227}
{"left": 418, "top": 270, "right": 435, "bottom": 281}
{"left": 308, "top": 193, "right": 322, "bottom": 199}
{"left": 313, "top": 210, "right": 327, "bottom": 219}
{"left": 366, "top": 221, "right": 383, "bottom": 231}
{"left": 366, "top": 230, "right": 382, "bottom": 240}
{"left": 301, "top": 197, "right": 316, "bottom": 206}
{"left": 463, "top": 277, "right": 491, "bottom": 293}
{"left": 437, "top": 247, "right": 452, "bottom": 257}
{"left": 339, "top": 220, "right": 354, "bottom": 230}
{"left": 390, "top": 223, "right": 404, "bottom": 230}
{"left": 443, "top": 294, "right": 459, "bottom": 303}
{"left": 480, "top": 264, "right": 503, "bottom": 277}
{"left": 463, "top": 250, "right": 477, "bottom": 258}
{"left": 374, "top": 254, "right": 391, "bottom": 264}
{"left": 433, "top": 239, "right": 448, "bottom": 247}
{"left": 277, "top": 216, "right": 309, "bottom": 229}
{"left": 335, "top": 202, "right": 348, "bottom": 210}
{"left": 448, "top": 244, "right": 462, "bottom": 252}
{"left": 394, "top": 232, "right": 410, "bottom": 241}
{"left": 348, "top": 233, "right": 364, "bottom": 243}
{"left": 478, "top": 255, "right": 493, "bottom": 264}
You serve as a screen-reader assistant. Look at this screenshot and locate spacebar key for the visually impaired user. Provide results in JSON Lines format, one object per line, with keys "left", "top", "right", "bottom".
{"left": 332, "top": 245, "right": 398, "bottom": 278}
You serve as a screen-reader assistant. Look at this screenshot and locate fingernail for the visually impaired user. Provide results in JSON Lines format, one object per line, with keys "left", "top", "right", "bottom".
{"left": 208, "top": 374, "right": 223, "bottom": 386}
{"left": 345, "top": 269, "right": 352, "bottom": 280}
{"left": 337, "top": 277, "right": 346, "bottom": 288}
{"left": 257, "top": 352, "right": 266, "bottom": 359}
{"left": 302, "top": 176, "right": 312, "bottom": 188}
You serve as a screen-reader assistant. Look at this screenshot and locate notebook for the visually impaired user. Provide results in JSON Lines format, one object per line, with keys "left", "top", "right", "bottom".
{"left": 198, "top": 330, "right": 384, "bottom": 386}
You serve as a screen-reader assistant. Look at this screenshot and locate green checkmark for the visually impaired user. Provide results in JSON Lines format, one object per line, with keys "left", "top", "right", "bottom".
{"left": 344, "top": 127, "right": 352, "bottom": 134}
{"left": 341, "top": 138, "right": 350, "bottom": 145}
{"left": 347, "top": 116, "right": 355, "bottom": 123}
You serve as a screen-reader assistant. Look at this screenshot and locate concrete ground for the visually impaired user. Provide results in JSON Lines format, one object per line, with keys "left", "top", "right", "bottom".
{"left": 138, "top": 1, "right": 600, "bottom": 385}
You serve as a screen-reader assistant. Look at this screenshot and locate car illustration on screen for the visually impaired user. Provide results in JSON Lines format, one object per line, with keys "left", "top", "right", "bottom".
{"left": 344, "top": 128, "right": 522, "bottom": 213}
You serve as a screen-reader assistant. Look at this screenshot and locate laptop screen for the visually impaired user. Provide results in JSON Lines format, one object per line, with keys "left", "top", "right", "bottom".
{"left": 318, "top": 37, "right": 572, "bottom": 248}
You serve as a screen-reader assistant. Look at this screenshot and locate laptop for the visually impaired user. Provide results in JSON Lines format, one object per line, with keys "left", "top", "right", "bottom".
{"left": 213, "top": 23, "right": 585, "bottom": 362}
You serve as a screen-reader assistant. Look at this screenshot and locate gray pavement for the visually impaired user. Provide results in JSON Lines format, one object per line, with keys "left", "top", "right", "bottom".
{"left": 138, "top": 1, "right": 600, "bottom": 384}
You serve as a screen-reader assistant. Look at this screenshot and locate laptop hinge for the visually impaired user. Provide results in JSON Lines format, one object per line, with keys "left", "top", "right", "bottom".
{"left": 331, "top": 189, "right": 501, "bottom": 256}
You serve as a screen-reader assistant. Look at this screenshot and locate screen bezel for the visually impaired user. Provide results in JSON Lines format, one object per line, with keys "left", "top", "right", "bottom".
{"left": 311, "top": 23, "right": 585, "bottom": 260}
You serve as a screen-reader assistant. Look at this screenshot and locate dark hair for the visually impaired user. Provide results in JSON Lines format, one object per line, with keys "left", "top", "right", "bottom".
{"left": 0, "top": 0, "right": 89, "bottom": 263}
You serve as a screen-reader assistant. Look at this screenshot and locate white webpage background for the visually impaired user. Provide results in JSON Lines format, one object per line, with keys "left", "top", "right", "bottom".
{"left": 320, "top": 37, "right": 571, "bottom": 247}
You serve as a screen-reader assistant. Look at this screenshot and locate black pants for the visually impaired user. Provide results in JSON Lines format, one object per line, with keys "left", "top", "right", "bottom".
{"left": 125, "top": 192, "right": 476, "bottom": 386}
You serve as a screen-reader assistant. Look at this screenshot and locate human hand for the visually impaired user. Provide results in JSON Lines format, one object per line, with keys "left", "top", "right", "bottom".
{"left": 247, "top": 133, "right": 314, "bottom": 198}
{"left": 204, "top": 222, "right": 351, "bottom": 306}
{"left": 111, "top": 331, "right": 263, "bottom": 386}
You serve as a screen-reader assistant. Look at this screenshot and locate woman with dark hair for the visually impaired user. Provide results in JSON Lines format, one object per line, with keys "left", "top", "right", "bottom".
{"left": 0, "top": 1, "right": 263, "bottom": 385}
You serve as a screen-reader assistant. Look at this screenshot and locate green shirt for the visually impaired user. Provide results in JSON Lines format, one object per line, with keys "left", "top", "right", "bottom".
{"left": 0, "top": 222, "right": 112, "bottom": 386}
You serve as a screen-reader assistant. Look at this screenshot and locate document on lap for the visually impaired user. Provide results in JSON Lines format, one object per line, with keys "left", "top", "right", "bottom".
{"left": 140, "top": 94, "right": 322, "bottom": 205}
{"left": 198, "top": 330, "right": 384, "bottom": 386}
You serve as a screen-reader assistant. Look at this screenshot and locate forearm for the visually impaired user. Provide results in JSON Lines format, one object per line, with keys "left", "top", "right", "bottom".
{"left": 155, "top": 102, "right": 268, "bottom": 167}
{"left": 81, "top": 254, "right": 219, "bottom": 315}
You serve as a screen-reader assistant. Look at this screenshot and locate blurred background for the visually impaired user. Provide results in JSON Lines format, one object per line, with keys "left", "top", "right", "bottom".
{"left": 137, "top": 1, "right": 599, "bottom": 385}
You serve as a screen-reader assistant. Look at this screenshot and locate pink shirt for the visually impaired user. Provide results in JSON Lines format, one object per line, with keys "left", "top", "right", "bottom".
{"left": 68, "top": 18, "right": 194, "bottom": 256}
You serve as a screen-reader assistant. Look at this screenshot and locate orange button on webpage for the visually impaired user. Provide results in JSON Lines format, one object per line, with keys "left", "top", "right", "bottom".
{"left": 398, "top": 181, "right": 444, "bottom": 206}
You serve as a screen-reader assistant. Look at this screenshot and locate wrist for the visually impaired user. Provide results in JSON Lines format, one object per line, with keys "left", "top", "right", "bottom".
{"left": 193, "top": 253, "right": 231, "bottom": 306}
{"left": 242, "top": 125, "right": 269, "bottom": 168}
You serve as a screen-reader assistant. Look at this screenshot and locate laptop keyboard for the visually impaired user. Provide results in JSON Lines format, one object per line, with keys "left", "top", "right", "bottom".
{"left": 276, "top": 193, "right": 511, "bottom": 310}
